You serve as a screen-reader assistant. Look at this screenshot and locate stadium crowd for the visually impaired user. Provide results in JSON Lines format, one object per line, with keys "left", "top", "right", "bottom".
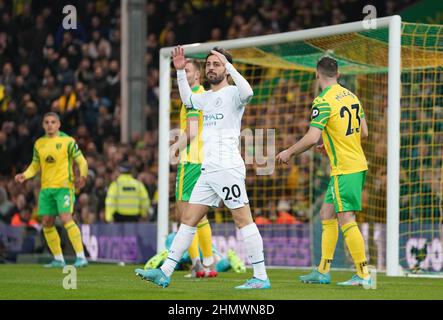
{"left": 0, "top": 0, "right": 420, "bottom": 227}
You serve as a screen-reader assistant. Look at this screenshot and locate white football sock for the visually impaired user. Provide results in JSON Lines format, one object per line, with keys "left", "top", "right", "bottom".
{"left": 54, "top": 254, "right": 65, "bottom": 262}
{"left": 203, "top": 256, "right": 214, "bottom": 268}
{"left": 240, "top": 223, "right": 268, "bottom": 281}
{"left": 161, "top": 224, "right": 196, "bottom": 277}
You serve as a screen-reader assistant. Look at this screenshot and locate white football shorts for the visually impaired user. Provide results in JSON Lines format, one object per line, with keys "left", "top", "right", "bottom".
{"left": 189, "top": 166, "right": 249, "bottom": 210}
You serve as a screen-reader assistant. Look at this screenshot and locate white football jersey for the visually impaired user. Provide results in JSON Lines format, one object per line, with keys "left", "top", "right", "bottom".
{"left": 188, "top": 85, "right": 249, "bottom": 172}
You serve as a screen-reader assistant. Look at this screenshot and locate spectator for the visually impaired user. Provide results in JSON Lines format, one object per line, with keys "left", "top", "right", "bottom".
{"left": 88, "top": 29, "right": 111, "bottom": 60}
{"left": 31, "top": 14, "right": 49, "bottom": 62}
{"left": 19, "top": 64, "right": 37, "bottom": 94}
{"left": 109, "top": 28, "right": 121, "bottom": 61}
{"left": 0, "top": 62, "right": 15, "bottom": 95}
{"left": 58, "top": 84, "right": 77, "bottom": 113}
{"left": 75, "top": 58, "right": 93, "bottom": 85}
{"left": 83, "top": 87, "right": 110, "bottom": 136}
{"left": 10, "top": 204, "right": 39, "bottom": 228}
{"left": 91, "top": 66, "right": 109, "bottom": 97}
{"left": 0, "top": 131, "right": 15, "bottom": 176}
{"left": 43, "top": 74, "right": 61, "bottom": 102}
{"left": 36, "top": 85, "right": 53, "bottom": 114}
{"left": 275, "top": 200, "right": 299, "bottom": 224}
{"left": 0, "top": 84, "right": 11, "bottom": 116}
{"left": 106, "top": 59, "right": 120, "bottom": 104}
{"left": 59, "top": 31, "right": 81, "bottom": 69}
{"left": 105, "top": 162, "right": 150, "bottom": 223}
{"left": 12, "top": 75, "right": 27, "bottom": 103}
{"left": 15, "top": 123, "right": 33, "bottom": 170}
{"left": 21, "top": 101, "right": 41, "bottom": 140}
{"left": 56, "top": 56, "right": 75, "bottom": 86}
{"left": 254, "top": 209, "right": 271, "bottom": 225}
{"left": 138, "top": 170, "right": 158, "bottom": 212}
{"left": 42, "top": 34, "right": 56, "bottom": 61}
{"left": 0, "top": 186, "right": 13, "bottom": 223}
{"left": 0, "top": 32, "right": 13, "bottom": 68}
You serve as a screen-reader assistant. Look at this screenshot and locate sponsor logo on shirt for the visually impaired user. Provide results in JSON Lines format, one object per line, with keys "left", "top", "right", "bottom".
{"left": 311, "top": 107, "right": 320, "bottom": 119}
{"left": 45, "top": 155, "right": 56, "bottom": 164}
{"left": 215, "top": 97, "right": 223, "bottom": 108}
{"left": 203, "top": 113, "right": 224, "bottom": 121}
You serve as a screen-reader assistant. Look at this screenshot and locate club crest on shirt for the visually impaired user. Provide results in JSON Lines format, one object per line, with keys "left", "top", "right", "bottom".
{"left": 215, "top": 97, "right": 223, "bottom": 108}
{"left": 45, "top": 155, "right": 56, "bottom": 164}
{"left": 311, "top": 107, "right": 320, "bottom": 119}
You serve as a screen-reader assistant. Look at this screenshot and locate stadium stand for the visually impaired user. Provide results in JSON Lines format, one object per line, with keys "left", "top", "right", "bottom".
{"left": 0, "top": 0, "right": 418, "bottom": 226}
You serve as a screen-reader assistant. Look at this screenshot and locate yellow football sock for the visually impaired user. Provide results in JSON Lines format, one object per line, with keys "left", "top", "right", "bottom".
{"left": 318, "top": 219, "right": 338, "bottom": 274}
{"left": 197, "top": 219, "right": 213, "bottom": 262}
{"left": 43, "top": 226, "right": 63, "bottom": 257}
{"left": 188, "top": 233, "right": 200, "bottom": 261}
{"left": 341, "top": 221, "right": 369, "bottom": 279}
{"left": 64, "top": 220, "right": 84, "bottom": 255}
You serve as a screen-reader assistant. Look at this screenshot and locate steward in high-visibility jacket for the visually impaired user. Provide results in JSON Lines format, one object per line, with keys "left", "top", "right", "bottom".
{"left": 105, "top": 163, "right": 150, "bottom": 222}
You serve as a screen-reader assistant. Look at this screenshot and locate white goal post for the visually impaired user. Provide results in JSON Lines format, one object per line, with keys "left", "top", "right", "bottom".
{"left": 156, "top": 16, "right": 402, "bottom": 276}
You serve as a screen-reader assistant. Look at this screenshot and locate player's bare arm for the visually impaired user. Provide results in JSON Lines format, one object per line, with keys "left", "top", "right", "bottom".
{"left": 175, "top": 117, "right": 199, "bottom": 153}
{"left": 276, "top": 126, "right": 322, "bottom": 164}
{"left": 361, "top": 117, "right": 368, "bottom": 139}
{"left": 75, "top": 176, "right": 86, "bottom": 189}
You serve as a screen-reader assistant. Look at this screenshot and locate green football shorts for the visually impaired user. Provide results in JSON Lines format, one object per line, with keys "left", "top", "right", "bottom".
{"left": 324, "top": 170, "right": 367, "bottom": 213}
{"left": 176, "top": 162, "right": 202, "bottom": 202}
{"left": 38, "top": 188, "right": 75, "bottom": 216}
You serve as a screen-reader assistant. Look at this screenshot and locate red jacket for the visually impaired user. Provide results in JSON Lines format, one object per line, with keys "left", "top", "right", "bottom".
{"left": 10, "top": 213, "right": 39, "bottom": 228}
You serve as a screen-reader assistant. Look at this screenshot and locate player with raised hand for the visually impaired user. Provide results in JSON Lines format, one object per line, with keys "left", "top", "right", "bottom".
{"left": 136, "top": 46, "right": 270, "bottom": 289}
{"left": 15, "top": 112, "right": 89, "bottom": 268}
{"left": 172, "top": 58, "right": 217, "bottom": 278}
{"left": 276, "top": 56, "right": 371, "bottom": 286}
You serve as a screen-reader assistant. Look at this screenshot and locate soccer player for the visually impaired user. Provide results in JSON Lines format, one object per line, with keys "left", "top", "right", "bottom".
{"left": 276, "top": 56, "right": 371, "bottom": 286}
{"left": 15, "top": 112, "right": 89, "bottom": 268}
{"left": 174, "top": 59, "right": 217, "bottom": 278}
{"left": 136, "top": 46, "right": 270, "bottom": 289}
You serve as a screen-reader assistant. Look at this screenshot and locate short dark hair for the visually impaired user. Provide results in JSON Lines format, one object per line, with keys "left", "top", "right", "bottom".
{"left": 186, "top": 59, "right": 201, "bottom": 72}
{"left": 43, "top": 112, "right": 60, "bottom": 121}
{"left": 118, "top": 161, "right": 132, "bottom": 173}
{"left": 205, "top": 46, "right": 233, "bottom": 64}
{"left": 317, "top": 56, "right": 338, "bottom": 77}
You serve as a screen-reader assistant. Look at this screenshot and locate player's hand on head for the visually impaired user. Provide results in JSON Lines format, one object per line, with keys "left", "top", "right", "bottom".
{"left": 276, "top": 149, "right": 292, "bottom": 165}
{"left": 172, "top": 45, "right": 187, "bottom": 70}
{"left": 210, "top": 50, "right": 228, "bottom": 65}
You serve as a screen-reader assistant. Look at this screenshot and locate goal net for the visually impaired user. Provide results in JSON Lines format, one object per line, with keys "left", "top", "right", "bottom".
{"left": 158, "top": 16, "right": 443, "bottom": 276}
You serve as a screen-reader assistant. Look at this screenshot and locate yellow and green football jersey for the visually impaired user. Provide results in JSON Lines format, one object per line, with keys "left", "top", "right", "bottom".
{"left": 310, "top": 83, "right": 368, "bottom": 176}
{"left": 23, "top": 131, "right": 88, "bottom": 189}
{"left": 179, "top": 85, "right": 205, "bottom": 164}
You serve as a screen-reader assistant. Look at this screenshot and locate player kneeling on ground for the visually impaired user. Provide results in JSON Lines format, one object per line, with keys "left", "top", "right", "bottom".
{"left": 144, "top": 232, "right": 246, "bottom": 275}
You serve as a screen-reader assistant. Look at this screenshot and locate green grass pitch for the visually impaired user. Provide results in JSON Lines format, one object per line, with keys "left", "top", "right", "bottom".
{"left": 1, "top": 264, "right": 442, "bottom": 300}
